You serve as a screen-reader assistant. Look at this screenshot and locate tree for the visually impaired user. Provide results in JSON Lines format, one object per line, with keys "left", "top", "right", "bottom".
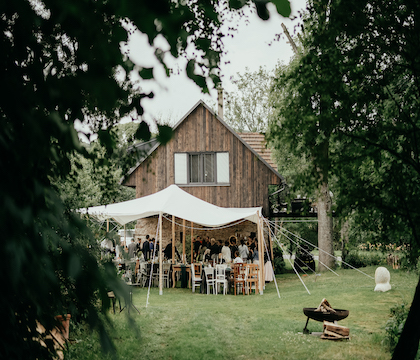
{"left": 53, "top": 124, "right": 139, "bottom": 211}
{"left": 324, "top": 2, "right": 420, "bottom": 358}
{"left": 268, "top": 3, "right": 339, "bottom": 271}
{"left": 224, "top": 66, "right": 273, "bottom": 132}
{"left": 269, "top": 0, "right": 420, "bottom": 357}
{"left": 0, "top": 0, "right": 291, "bottom": 358}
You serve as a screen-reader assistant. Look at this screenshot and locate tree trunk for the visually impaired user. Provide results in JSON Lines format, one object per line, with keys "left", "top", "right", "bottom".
{"left": 392, "top": 274, "right": 420, "bottom": 360}
{"left": 317, "top": 181, "right": 335, "bottom": 271}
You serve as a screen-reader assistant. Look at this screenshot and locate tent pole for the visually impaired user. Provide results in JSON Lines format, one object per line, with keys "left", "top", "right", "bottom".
{"left": 124, "top": 224, "right": 126, "bottom": 248}
{"left": 182, "top": 219, "right": 186, "bottom": 264}
{"left": 191, "top": 222, "right": 194, "bottom": 264}
{"left": 159, "top": 212, "right": 163, "bottom": 295}
{"left": 172, "top": 215, "right": 175, "bottom": 264}
{"left": 258, "top": 215, "right": 264, "bottom": 294}
{"left": 269, "top": 223, "right": 274, "bottom": 272}
{"left": 107, "top": 219, "right": 109, "bottom": 233}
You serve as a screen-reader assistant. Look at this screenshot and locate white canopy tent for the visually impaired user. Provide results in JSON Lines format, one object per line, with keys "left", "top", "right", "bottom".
{"left": 82, "top": 185, "right": 265, "bottom": 294}
{"left": 83, "top": 184, "right": 262, "bottom": 227}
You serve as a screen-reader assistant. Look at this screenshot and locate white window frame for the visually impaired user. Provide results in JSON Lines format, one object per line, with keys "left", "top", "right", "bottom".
{"left": 174, "top": 152, "right": 229, "bottom": 186}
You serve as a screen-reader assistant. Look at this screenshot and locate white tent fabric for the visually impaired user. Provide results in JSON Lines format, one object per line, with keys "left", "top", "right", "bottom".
{"left": 82, "top": 184, "right": 262, "bottom": 227}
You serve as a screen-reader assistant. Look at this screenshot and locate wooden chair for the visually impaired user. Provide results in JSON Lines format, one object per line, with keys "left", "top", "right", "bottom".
{"left": 191, "top": 263, "right": 202, "bottom": 292}
{"left": 245, "top": 264, "right": 259, "bottom": 295}
{"left": 233, "top": 263, "right": 246, "bottom": 295}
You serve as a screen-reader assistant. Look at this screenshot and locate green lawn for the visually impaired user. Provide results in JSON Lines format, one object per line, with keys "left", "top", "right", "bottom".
{"left": 66, "top": 266, "right": 418, "bottom": 360}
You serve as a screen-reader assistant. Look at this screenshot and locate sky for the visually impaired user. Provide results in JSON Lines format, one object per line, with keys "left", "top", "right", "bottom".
{"left": 125, "top": 0, "right": 307, "bottom": 128}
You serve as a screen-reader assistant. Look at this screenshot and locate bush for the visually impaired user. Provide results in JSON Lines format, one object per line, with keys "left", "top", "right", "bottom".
{"left": 343, "top": 250, "right": 386, "bottom": 268}
{"left": 272, "top": 246, "right": 287, "bottom": 274}
{"left": 399, "top": 253, "right": 420, "bottom": 273}
{"left": 383, "top": 303, "right": 420, "bottom": 358}
{"left": 384, "top": 303, "right": 409, "bottom": 351}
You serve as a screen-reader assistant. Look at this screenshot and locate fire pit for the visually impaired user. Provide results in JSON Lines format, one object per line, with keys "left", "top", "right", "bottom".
{"left": 303, "top": 307, "right": 349, "bottom": 334}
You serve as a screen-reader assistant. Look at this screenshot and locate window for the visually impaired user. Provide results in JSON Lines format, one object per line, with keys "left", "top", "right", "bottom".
{"left": 174, "top": 152, "right": 229, "bottom": 185}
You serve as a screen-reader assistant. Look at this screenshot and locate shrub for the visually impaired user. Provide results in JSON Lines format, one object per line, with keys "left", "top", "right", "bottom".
{"left": 399, "top": 253, "right": 420, "bottom": 273}
{"left": 383, "top": 303, "right": 409, "bottom": 351}
{"left": 343, "top": 250, "right": 386, "bottom": 268}
{"left": 272, "top": 246, "right": 287, "bottom": 274}
{"left": 383, "top": 303, "right": 420, "bottom": 358}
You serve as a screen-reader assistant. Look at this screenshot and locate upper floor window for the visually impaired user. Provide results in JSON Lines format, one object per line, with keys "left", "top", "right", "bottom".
{"left": 174, "top": 152, "right": 229, "bottom": 185}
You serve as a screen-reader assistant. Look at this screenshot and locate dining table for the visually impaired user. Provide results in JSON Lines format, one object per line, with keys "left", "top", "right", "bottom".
{"left": 172, "top": 264, "right": 191, "bottom": 288}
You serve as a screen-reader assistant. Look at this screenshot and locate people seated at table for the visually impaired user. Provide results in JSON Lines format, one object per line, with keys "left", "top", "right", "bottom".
{"left": 203, "top": 248, "right": 211, "bottom": 262}
{"left": 209, "top": 238, "right": 219, "bottom": 262}
{"left": 233, "top": 251, "right": 243, "bottom": 264}
{"left": 221, "top": 240, "right": 232, "bottom": 263}
{"left": 198, "top": 240, "right": 208, "bottom": 262}
{"left": 238, "top": 239, "right": 249, "bottom": 261}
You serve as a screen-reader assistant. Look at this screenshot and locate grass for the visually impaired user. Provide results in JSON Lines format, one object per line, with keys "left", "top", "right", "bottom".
{"left": 66, "top": 266, "right": 418, "bottom": 360}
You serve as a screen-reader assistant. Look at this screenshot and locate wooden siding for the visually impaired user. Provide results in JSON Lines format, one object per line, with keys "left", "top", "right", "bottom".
{"left": 130, "top": 103, "right": 282, "bottom": 216}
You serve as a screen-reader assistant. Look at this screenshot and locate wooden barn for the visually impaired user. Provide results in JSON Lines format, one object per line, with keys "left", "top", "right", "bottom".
{"left": 123, "top": 101, "right": 284, "bottom": 241}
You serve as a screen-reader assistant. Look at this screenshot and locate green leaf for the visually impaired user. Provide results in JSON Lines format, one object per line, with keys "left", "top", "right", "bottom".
{"left": 254, "top": 1, "right": 270, "bottom": 20}
{"left": 156, "top": 124, "right": 173, "bottom": 145}
{"left": 139, "top": 67, "right": 154, "bottom": 80}
{"left": 271, "top": 0, "right": 291, "bottom": 17}
{"left": 135, "top": 121, "right": 151, "bottom": 142}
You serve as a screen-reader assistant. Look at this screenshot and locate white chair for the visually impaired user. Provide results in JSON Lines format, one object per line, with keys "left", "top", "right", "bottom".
{"left": 162, "top": 263, "right": 171, "bottom": 288}
{"left": 204, "top": 267, "right": 216, "bottom": 295}
{"left": 191, "top": 263, "right": 202, "bottom": 293}
{"left": 151, "top": 265, "right": 159, "bottom": 287}
{"left": 215, "top": 264, "right": 228, "bottom": 295}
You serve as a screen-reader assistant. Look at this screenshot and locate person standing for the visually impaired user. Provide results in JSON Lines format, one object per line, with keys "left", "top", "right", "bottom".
{"left": 221, "top": 240, "right": 232, "bottom": 263}
{"left": 229, "top": 236, "right": 238, "bottom": 260}
{"left": 136, "top": 237, "right": 142, "bottom": 257}
{"left": 193, "top": 236, "right": 202, "bottom": 261}
{"left": 149, "top": 238, "right": 154, "bottom": 259}
{"left": 252, "top": 242, "right": 259, "bottom": 264}
{"left": 128, "top": 239, "right": 137, "bottom": 259}
{"left": 238, "top": 239, "right": 249, "bottom": 261}
{"left": 143, "top": 235, "right": 150, "bottom": 261}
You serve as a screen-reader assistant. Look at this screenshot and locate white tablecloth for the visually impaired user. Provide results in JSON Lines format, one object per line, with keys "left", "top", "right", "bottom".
{"left": 264, "top": 261, "right": 274, "bottom": 282}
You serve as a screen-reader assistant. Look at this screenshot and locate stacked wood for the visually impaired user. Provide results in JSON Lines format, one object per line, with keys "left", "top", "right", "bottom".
{"left": 321, "top": 321, "right": 350, "bottom": 340}
{"left": 315, "top": 298, "right": 336, "bottom": 313}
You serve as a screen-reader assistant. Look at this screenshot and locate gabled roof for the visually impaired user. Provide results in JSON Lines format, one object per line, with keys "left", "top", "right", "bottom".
{"left": 126, "top": 100, "right": 283, "bottom": 181}
{"left": 238, "top": 133, "right": 278, "bottom": 172}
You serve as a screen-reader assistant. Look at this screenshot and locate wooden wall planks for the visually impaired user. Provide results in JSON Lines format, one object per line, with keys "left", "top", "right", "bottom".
{"left": 130, "top": 102, "right": 282, "bottom": 216}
